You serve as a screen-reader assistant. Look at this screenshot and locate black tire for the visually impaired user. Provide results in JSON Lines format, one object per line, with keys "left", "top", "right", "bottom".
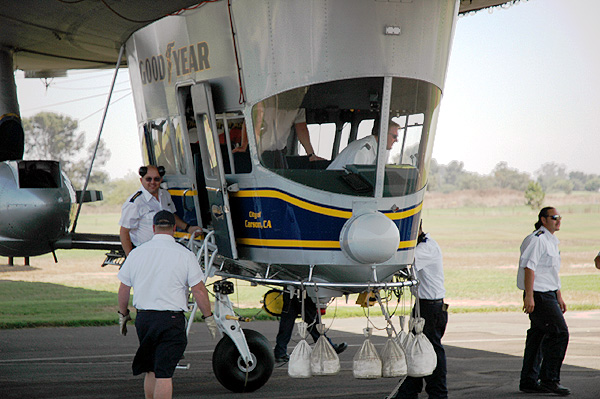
{"left": 212, "top": 329, "right": 274, "bottom": 393}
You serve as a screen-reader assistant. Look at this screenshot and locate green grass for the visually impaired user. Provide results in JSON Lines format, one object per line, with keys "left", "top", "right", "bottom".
{"left": 3, "top": 200, "right": 600, "bottom": 329}
{"left": 0, "top": 281, "right": 118, "bottom": 328}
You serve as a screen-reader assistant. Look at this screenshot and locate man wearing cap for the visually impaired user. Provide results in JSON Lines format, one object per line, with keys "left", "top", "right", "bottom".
{"left": 117, "top": 210, "right": 218, "bottom": 399}
{"left": 119, "top": 165, "right": 201, "bottom": 256}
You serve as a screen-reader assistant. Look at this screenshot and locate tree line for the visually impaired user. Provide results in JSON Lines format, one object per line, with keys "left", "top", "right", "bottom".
{"left": 428, "top": 159, "right": 600, "bottom": 194}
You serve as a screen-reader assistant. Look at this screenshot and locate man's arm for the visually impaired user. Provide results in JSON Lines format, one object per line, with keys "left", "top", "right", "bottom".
{"left": 190, "top": 281, "right": 212, "bottom": 317}
{"left": 119, "top": 226, "right": 134, "bottom": 256}
{"left": 295, "top": 122, "right": 323, "bottom": 161}
{"left": 557, "top": 289, "right": 567, "bottom": 313}
{"left": 174, "top": 214, "right": 201, "bottom": 235}
{"left": 232, "top": 123, "right": 249, "bottom": 153}
{"left": 118, "top": 282, "right": 131, "bottom": 315}
{"left": 523, "top": 268, "right": 535, "bottom": 314}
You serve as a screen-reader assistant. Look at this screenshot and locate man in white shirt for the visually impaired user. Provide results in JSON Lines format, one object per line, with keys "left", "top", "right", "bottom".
{"left": 394, "top": 221, "right": 448, "bottom": 399}
{"left": 234, "top": 98, "right": 321, "bottom": 168}
{"left": 119, "top": 165, "right": 200, "bottom": 256}
{"left": 117, "top": 210, "right": 217, "bottom": 399}
{"left": 326, "top": 121, "right": 399, "bottom": 170}
{"left": 517, "top": 207, "right": 570, "bottom": 396}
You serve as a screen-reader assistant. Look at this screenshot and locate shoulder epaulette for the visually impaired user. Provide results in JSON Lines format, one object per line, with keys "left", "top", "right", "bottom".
{"left": 535, "top": 230, "right": 544, "bottom": 237}
{"left": 129, "top": 191, "right": 143, "bottom": 203}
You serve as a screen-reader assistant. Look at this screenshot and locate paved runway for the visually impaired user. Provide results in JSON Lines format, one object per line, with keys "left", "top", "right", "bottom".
{"left": 1, "top": 311, "right": 599, "bottom": 398}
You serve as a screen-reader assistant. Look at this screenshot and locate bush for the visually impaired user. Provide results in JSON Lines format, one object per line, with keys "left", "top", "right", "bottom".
{"left": 525, "top": 181, "right": 545, "bottom": 209}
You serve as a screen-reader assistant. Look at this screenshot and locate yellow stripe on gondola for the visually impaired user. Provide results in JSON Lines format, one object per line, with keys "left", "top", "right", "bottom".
{"left": 238, "top": 237, "right": 418, "bottom": 250}
{"left": 237, "top": 238, "right": 341, "bottom": 248}
{"left": 400, "top": 239, "right": 418, "bottom": 249}
{"left": 233, "top": 190, "right": 352, "bottom": 218}
{"left": 232, "top": 189, "right": 422, "bottom": 221}
{"left": 174, "top": 231, "right": 205, "bottom": 240}
{"left": 169, "top": 189, "right": 198, "bottom": 196}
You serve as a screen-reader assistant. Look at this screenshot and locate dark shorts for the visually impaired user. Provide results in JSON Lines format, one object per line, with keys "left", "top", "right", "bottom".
{"left": 133, "top": 311, "right": 187, "bottom": 378}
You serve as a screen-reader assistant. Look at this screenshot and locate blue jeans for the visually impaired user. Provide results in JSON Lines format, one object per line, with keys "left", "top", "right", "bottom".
{"left": 520, "top": 291, "right": 569, "bottom": 385}
{"left": 394, "top": 300, "right": 448, "bottom": 399}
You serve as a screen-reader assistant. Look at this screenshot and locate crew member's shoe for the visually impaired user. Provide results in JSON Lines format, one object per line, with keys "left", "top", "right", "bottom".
{"left": 519, "top": 381, "right": 548, "bottom": 393}
{"left": 332, "top": 342, "right": 348, "bottom": 354}
{"left": 539, "top": 381, "right": 571, "bottom": 396}
{"left": 274, "top": 353, "right": 290, "bottom": 364}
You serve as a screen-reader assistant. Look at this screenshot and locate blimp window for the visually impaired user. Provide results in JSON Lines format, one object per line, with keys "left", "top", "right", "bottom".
{"left": 18, "top": 160, "right": 60, "bottom": 189}
{"left": 216, "top": 116, "right": 250, "bottom": 174}
{"left": 145, "top": 118, "right": 187, "bottom": 176}
{"left": 197, "top": 114, "right": 220, "bottom": 177}
{"left": 249, "top": 77, "right": 440, "bottom": 197}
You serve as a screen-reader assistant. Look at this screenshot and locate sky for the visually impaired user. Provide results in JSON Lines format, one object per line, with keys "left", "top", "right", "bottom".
{"left": 14, "top": 0, "right": 600, "bottom": 180}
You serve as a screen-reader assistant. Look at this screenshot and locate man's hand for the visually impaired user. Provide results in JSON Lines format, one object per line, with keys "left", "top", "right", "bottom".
{"left": 118, "top": 310, "right": 132, "bottom": 336}
{"left": 204, "top": 315, "right": 219, "bottom": 339}
{"left": 523, "top": 293, "right": 535, "bottom": 314}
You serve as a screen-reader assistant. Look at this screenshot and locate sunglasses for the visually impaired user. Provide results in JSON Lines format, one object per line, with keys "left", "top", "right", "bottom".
{"left": 546, "top": 215, "right": 562, "bottom": 221}
{"left": 145, "top": 177, "right": 161, "bottom": 182}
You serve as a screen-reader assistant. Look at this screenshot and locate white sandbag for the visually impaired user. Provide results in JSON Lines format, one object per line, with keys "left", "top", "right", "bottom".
{"left": 403, "top": 331, "right": 414, "bottom": 350}
{"left": 401, "top": 315, "right": 416, "bottom": 349}
{"left": 381, "top": 328, "right": 407, "bottom": 378}
{"left": 405, "top": 317, "right": 437, "bottom": 377}
{"left": 288, "top": 322, "right": 312, "bottom": 378}
{"left": 397, "top": 315, "right": 408, "bottom": 348}
{"left": 310, "top": 324, "right": 340, "bottom": 375}
{"left": 353, "top": 328, "right": 382, "bottom": 379}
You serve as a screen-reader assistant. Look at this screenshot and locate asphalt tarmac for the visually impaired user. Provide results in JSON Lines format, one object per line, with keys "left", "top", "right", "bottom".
{"left": 1, "top": 311, "right": 599, "bottom": 398}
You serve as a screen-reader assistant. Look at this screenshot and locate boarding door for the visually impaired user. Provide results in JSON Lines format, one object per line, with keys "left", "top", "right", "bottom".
{"left": 191, "top": 83, "right": 238, "bottom": 259}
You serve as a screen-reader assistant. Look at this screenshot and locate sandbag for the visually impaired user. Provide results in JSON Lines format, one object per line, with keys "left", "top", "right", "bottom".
{"left": 397, "top": 315, "right": 409, "bottom": 349}
{"left": 353, "top": 328, "right": 382, "bottom": 379}
{"left": 310, "top": 324, "right": 340, "bottom": 375}
{"left": 381, "top": 328, "right": 407, "bottom": 378}
{"left": 405, "top": 317, "right": 437, "bottom": 377}
{"left": 288, "top": 322, "right": 312, "bottom": 378}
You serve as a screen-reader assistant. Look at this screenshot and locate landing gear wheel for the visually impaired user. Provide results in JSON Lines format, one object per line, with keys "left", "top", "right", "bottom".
{"left": 212, "top": 329, "right": 274, "bottom": 392}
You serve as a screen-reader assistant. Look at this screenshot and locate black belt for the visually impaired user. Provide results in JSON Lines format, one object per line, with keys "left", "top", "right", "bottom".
{"left": 137, "top": 310, "right": 184, "bottom": 314}
{"left": 419, "top": 298, "right": 444, "bottom": 304}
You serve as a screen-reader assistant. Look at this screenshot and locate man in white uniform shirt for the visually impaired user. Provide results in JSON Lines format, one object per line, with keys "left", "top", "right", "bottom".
{"left": 326, "top": 121, "right": 399, "bottom": 170}
{"left": 517, "top": 207, "right": 570, "bottom": 396}
{"left": 234, "top": 97, "right": 321, "bottom": 168}
{"left": 394, "top": 221, "right": 448, "bottom": 399}
{"left": 119, "top": 165, "right": 200, "bottom": 256}
{"left": 117, "top": 210, "right": 217, "bottom": 399}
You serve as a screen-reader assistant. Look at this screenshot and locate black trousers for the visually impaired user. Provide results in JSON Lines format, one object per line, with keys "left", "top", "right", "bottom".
{"left": 395, "top": 300, "right": 448, "bottom": 399}
{"left": 520, "top": 290, "right": 569, "bottom": 385}
{"left": 273, "top": 294, "right": 322, "bottom": 358}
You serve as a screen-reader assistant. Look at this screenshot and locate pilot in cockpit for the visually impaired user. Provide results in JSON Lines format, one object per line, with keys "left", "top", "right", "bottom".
{"left": 326, "top": 121, "right": 399, "bottom": 171}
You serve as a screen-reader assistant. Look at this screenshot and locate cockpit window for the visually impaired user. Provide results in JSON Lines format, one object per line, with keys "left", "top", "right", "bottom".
{"left": 246, "top": 77, "right": 441, "bottom": 197}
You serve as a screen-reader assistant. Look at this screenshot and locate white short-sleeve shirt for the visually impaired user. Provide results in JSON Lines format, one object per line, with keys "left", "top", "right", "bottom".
{"left": 117, "top": 234, "right": 205, "bottom": 311}
{"left": 327, "top": 135, "right": 379, "bottom": 171}
{"left": 257, "top": 107, "right": 306, "bottom": 152}
{"left": 119, "top": 186, "right": 176, "bottom": 246}
{"left": 414, "top": 233, "right": 446, "bottom": 300}
{"left": 517, "top": 226, "right": 561, "bottom": 292}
